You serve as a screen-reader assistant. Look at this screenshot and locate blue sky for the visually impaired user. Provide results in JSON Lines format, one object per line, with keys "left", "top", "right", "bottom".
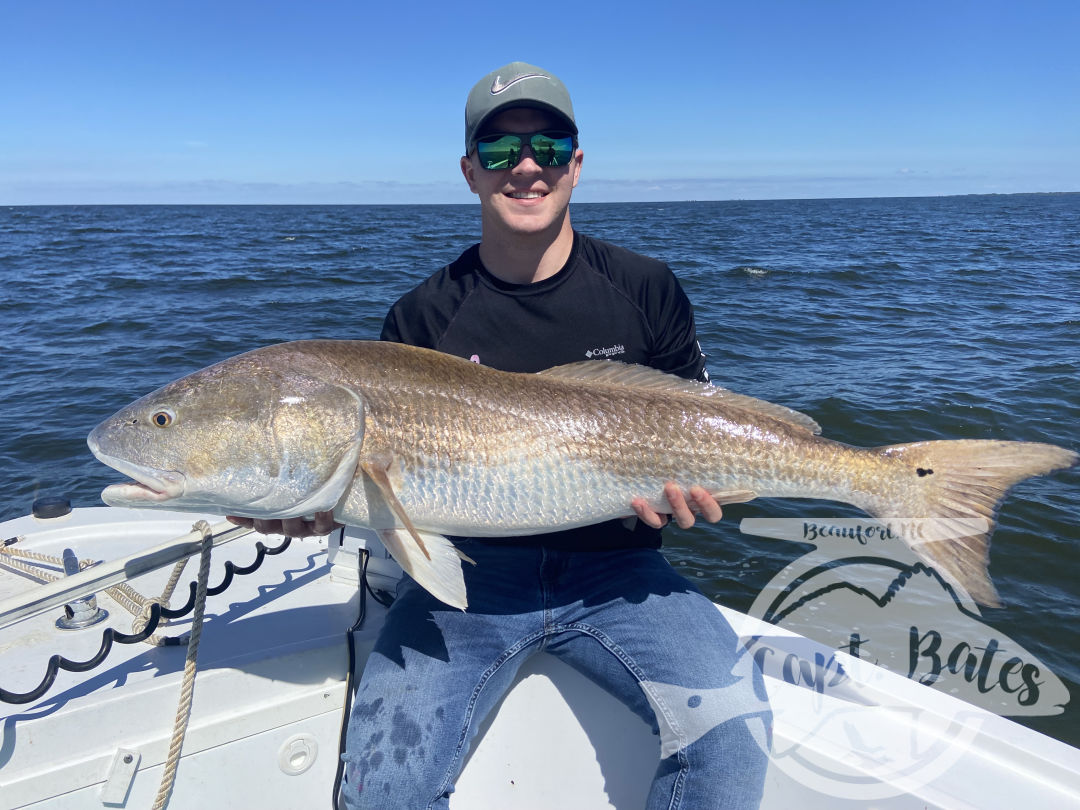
{"left": 3, "top": 1, "right": 1078, "bottom": 204}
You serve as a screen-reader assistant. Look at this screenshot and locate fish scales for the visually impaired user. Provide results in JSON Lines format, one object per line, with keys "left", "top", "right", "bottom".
{"left": 295, "top": 341, "right": 914, "bottom": 533}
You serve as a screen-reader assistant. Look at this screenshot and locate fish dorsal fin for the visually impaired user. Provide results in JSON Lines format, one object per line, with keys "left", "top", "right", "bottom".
{"left": 538, "top": 361, "right": 821, "bottom": 435}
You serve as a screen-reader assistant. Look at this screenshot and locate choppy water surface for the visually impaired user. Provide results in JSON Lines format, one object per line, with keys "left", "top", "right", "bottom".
{"left": 2, "top": 196, "right": 1078, "bottom": 744}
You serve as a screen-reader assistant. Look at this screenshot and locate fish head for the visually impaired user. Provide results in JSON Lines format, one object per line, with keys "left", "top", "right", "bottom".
{"left": 87, "top": 352, "right": 366, "bottom": 517}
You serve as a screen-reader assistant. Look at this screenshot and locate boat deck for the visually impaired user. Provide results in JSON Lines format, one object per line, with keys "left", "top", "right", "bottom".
{"left": 2, "top": 508, "right": 1079, "bottom": 809}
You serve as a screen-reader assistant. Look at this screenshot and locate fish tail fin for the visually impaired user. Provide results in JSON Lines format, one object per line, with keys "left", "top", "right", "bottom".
{"left": 864, "top": 440, "right": 1078, "bottom": 607}
{"left": 377, "top": 529, "right": 472, "bottom": 610}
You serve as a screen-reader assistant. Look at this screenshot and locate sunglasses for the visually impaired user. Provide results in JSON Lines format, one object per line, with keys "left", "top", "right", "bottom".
{"left": 474, "top": 130, "right": 576, "bottom": 170}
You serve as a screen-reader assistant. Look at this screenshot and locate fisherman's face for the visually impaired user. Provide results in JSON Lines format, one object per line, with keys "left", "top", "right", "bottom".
{"left": 461, "top": 107, "right": 583, "bottom": 239}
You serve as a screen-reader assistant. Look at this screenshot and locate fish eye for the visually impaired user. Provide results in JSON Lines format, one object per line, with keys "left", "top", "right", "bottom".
{"left": 151, "top": 409, "right": 175, "bottom": 428}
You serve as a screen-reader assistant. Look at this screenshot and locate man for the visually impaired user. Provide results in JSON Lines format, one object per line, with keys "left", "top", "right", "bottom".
{"left": 237, "top": 62, "right": 770, "bottom": 808}
{"left": 341, "top": 63, "right": 770, "bottom": 808}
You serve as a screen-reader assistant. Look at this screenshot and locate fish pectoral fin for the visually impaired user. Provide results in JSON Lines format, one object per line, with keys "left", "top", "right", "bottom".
{"left": 709, "top": 489, "right": 758, "bottom": 505}
{"left": 361, "top": 457, "right": 431, "bottom": 560}
{"left": 378, "top": 529, "right": 469, "bottom": 610}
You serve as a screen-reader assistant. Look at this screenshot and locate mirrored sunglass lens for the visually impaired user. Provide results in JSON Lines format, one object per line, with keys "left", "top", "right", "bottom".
{"left": 477, "top": 135, "right": 523, "bottom": 169}
{"left": 530, "top": 133, "right": 574, "bottom": 166}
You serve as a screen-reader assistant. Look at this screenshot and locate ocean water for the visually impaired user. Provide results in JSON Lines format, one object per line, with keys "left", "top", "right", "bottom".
{"left": 2, "top": 196, "right": 1078, "bottom": 746}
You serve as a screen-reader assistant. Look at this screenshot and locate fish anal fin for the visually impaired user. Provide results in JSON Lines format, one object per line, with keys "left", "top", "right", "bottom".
{"left": 377, "top": 529, "right": 469, "bottom": 610}
{"left": 538, "top": 361, "right": 820, "bottom": 435}
{"left": 634, "top": 488, "right": 757, "bottom": 518}
{"left": 710, "top": 489, "right": 758, "bottom": 506}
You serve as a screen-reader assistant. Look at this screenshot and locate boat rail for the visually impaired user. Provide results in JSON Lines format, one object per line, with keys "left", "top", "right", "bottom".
{"left": 0, "top": 520, "right": 253, "bottom": 630}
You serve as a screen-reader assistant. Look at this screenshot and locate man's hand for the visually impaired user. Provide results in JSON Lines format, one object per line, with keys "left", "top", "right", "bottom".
{"left": 226, "top": 511, "right": 342, "bottom": 538}
{"left": 631, "top": 483, "right": 724, "bottom": 530}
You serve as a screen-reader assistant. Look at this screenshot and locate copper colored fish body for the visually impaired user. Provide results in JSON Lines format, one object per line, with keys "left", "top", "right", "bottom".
{"left": 88, "top": 340, "right": 1078, "bottom": 609}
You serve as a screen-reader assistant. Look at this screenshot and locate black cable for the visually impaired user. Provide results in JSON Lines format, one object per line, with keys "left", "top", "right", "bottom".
{"left": 332, "top": 544, "right": 370, "bottom": 809}
{"left": 0, "top": 603, "right": 168, "bottom": 704}
{"left": 161, "top": 536, "right": 292, "bottom": 618}
{"left": 1, "top": 535, "right": 293, "bottom": 705}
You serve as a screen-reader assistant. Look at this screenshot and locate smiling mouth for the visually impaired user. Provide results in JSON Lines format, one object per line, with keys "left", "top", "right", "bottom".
{"left": 508, "top": 191, "right": 546, "bottom": 199}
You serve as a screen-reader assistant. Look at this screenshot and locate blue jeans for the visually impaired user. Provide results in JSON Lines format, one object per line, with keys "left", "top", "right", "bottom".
{"left": 341, "top": 541, "right": 771, "bottom": 809}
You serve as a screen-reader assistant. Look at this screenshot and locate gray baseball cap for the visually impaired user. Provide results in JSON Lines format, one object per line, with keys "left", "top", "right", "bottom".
{"left": 464, "top": 62, "right": 578, "bottom": 152}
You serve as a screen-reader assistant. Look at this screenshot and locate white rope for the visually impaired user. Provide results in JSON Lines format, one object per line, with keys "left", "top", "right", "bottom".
{"left": 150, "top": 521, "right": 214, "bottom": 810}
{"left": 1, "top": 542, "right": 191, "bottom": 645}
{"left": 129, "top": 557, "right": 192, "bottom": 646}
{"left": 0, "top": 546, "right": 94, "bottom": 580}
{"left": 159, "top": 557, "right": 191, "bottom": 605}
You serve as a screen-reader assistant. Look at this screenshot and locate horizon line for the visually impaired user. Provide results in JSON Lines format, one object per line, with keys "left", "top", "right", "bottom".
{"left": 5, "top": 190, "right": 1078, "bottom": 208}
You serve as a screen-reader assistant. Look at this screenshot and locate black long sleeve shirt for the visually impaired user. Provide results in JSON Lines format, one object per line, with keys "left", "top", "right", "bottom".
{"left": 381, "top": 231, "right": 709, "bottom": 550}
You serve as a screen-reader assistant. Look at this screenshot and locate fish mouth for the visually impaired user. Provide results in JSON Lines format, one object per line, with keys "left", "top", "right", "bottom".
{"left": 100, "top": 478, "right": 184, "bottom": 505}
{"left": 87, "top": 437, "right": 186, "bottom": 506}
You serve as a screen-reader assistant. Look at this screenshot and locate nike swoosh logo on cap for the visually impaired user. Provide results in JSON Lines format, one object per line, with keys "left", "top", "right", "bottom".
{"left": 490, "top": 72, "right": 549, "bottom": 94}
